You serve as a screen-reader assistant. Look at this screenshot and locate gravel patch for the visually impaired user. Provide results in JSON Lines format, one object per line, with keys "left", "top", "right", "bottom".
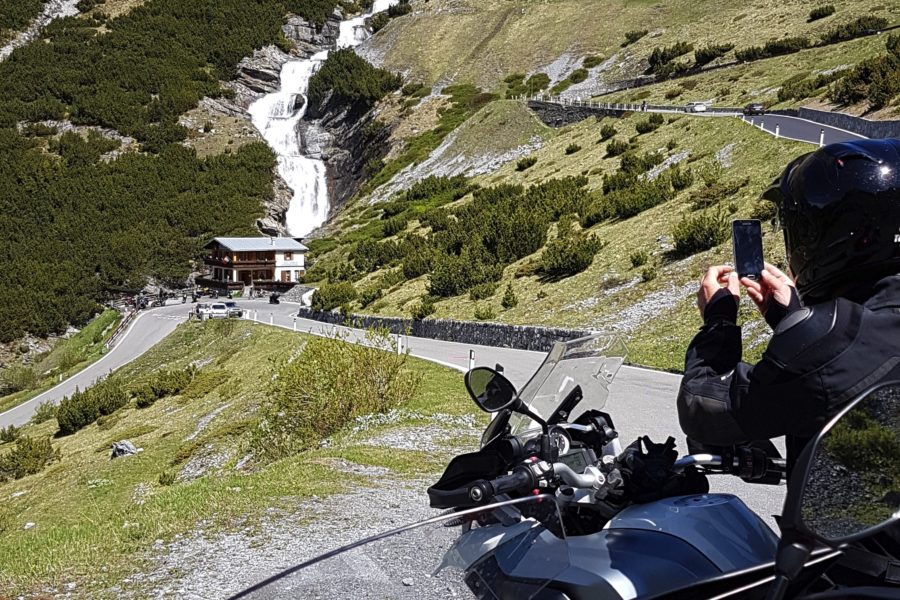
{"left": 348, "top": 410, "right": 478, "bottom": 437}
{"left": 643, "top": 150, "right": 691, "bottom": 181}
{"left": 185, "top": 403, "right": 232, "bottom": 442}
{"left": 178, "top": 446, "right": 236, "bottom": 482}
{"left": 362, "top": 425, "right": 477, "bottom": 453}
{"left": 124, "top": 480, "right": 464, "bottom": 599}
{"left": 715, "top": 143, "right": 736, "bottom": 168}
{"left": 604, "top": 281, "right": 696, "bottom": 333}
{"left": 369, "top": 128, "right": 544, "bottom": 204}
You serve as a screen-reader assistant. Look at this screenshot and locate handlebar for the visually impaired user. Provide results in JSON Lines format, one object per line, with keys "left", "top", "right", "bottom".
{"left": 464, "top": 450, "right": 788, "bottom": 506}
{"left": 468, "top": 468, "right": 534, "bottom": 503}
{"left": 674, "top": 453, "right": 787, "bottom": 482}
{"left": 553, "top": 463, "right": 602, "bottom": 488}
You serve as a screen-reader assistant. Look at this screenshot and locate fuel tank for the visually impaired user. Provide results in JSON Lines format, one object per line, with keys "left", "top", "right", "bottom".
{"left": 495, "top": 494, "right": 779, "bottom": 600}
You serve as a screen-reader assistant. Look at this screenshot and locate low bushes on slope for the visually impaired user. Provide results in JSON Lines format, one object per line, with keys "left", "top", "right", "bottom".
{"left": 808, "top": 5, "right": 836, "bottom": 22}
{"left": 672, "top": 210, "right": 730, "bottom": 257}
{"left": 830, "top": 34, "right": 900, "bottom": 109}
{"left": 504, "top": 72, "right": 551, "bottom": 98}
{"left": 253, "top": 329, "right": 421, "bottom": 459}
{"left": 822, "top": 16, "right": 889, "bottom": 45}
{"left": 311, "top": 281, "right": 359, "bottom": 311}
{"left": 735, "top": 37, "right": 811, "bottom": 62}
{"left": 307, "top": 48, "right": 402, "bottom": 117}
{"left": 0, "top": 0, "right": 44, "bottom": 35}
{"left": 56, "top": 377, "right": 128, "bottom": 435}
{"left": 542, "top": 218, "right": 603, "bottom": 278}
{"left": 0, "top": 436, "right": 60, "bottom": 483}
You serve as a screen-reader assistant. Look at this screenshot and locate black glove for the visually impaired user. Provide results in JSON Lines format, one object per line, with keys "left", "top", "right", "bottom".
{"left": 617, "top": 436, "right": 708, "bottom": 503}
{"left": 765, "top": 285, "right": 803, "bottom": 330}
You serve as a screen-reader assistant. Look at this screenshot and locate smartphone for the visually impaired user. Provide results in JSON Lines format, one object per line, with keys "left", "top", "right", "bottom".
{"left": 732, "top": 219, "right": 764, "bottom": 280}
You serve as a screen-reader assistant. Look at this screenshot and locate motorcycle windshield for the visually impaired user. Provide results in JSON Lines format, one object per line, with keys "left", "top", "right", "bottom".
{"left": 509, "top": 333, "right": 627, "bottom": 436}
{"left": 229, "top": 495, "right": 569, "bottom": 600}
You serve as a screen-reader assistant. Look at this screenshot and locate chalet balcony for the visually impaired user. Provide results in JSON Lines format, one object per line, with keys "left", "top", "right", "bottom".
{"left": 204, "top": 255, "right": 276, "bottom": 268}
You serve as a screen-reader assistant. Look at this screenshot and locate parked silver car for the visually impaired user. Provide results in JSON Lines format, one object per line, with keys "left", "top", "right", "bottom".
{"left": 223, "top": 301, "right": 243, "bottom": 318}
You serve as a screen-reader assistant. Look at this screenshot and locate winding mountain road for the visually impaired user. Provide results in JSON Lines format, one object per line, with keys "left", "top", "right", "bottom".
{"left": 0, "top": 298, "right": 785, "bottom": 525}
{"left": 737, "top": 113, "right": 867, "bottom": 145}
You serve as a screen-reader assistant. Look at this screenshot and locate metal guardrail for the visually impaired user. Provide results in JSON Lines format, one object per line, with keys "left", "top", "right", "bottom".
{"left": 104, "top": 309, "right": 137, "bottom": 351}
{"left": 521, "top": 94, "right": 742, "bottom": 116}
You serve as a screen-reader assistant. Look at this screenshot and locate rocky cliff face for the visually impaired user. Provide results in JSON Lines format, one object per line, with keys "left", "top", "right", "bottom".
{"left": 299, "top": 96, "right": 390, "bottom": 217}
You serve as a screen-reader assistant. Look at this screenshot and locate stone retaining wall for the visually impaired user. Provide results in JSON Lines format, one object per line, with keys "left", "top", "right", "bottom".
{"left": 528, "top": 101, "right": 628, "bottom": 127}
{"left": 297, "top": 307, "right": 591, "bottom": 352}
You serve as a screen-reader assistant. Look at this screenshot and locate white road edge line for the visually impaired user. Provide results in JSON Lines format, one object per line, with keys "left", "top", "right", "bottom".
{"left": 759, "top": 113, "right": 869, "bottom": 139}
{"left": 737, "top": 114, "right": 868, "bottom": 144}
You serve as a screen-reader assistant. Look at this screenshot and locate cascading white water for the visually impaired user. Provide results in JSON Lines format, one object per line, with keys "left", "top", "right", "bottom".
{"left": 249, "top": 1, "right": 398, "bottom": 237}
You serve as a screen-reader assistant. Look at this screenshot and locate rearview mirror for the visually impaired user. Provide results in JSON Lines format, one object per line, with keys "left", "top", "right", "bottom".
{"left": 797, "top": 382, "right": 900, "bottom": 545}
{"left": 465, "top": 367, "right": 518, "bottom": 413}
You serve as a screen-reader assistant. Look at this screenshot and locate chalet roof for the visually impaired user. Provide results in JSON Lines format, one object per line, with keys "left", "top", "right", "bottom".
{"left": 205, "top": 237, "right": 308, "bottom": 252}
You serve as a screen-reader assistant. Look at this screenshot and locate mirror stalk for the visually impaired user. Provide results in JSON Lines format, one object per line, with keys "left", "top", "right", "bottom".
{"left": 514, "top": 400, "right": 553, "bottom": 462}
{"left": 766, "top": 537, "right": 813, "bottom": 600}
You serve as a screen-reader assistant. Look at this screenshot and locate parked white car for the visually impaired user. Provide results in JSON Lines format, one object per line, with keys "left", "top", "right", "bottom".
{"left": 685, "top": 101, "right": 708, "bottom": 113}
{"left": 208, "top": 303, "right": 229, "bottom": 319}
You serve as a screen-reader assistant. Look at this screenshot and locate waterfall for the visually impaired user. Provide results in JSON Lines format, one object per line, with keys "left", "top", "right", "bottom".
{"left": 249, "top": 1, "right": 398, "bottom": 237}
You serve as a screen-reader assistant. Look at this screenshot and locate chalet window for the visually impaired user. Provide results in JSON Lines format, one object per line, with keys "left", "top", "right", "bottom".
{"left": 284, "top": 252, "right": 293, "bottom": 261}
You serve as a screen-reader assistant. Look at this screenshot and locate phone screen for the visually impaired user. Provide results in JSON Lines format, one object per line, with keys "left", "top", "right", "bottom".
{"left": 732, "top": 219, "right": 764, "bottom": 279}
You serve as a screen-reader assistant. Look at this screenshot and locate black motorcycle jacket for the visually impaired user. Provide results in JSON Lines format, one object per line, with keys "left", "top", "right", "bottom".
{"left": 677, "top": 274, "right": 900, "bottom": 463}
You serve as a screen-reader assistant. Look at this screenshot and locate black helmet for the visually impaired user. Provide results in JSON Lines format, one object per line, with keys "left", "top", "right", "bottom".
{"left": 762, "top": 138, "right": 900, "bottom": 303}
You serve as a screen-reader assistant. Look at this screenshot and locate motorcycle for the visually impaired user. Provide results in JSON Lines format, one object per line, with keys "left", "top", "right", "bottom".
{"left": 229, "top": 334, "right": 900, "bottom": 599}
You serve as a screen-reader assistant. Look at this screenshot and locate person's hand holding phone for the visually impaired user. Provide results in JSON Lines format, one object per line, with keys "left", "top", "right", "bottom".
{"left": 697, "top": 265, "right": 740, "bottom": 322}
{"left": 740, "top": 262, "right": 802, "bottom": 329}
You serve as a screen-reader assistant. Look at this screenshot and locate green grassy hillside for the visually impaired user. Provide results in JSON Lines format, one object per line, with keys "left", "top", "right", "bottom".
{"left": 307, "top": 107, "right": 809, "bottom": 371}
{"left": 0, "top": 320, "right": 475, "bottom": 596}
{"left": 368, "top": 0, "right": 895, "bottom": 90}
{"left": 301, "top": 0, "right": 900, "bottom": 372}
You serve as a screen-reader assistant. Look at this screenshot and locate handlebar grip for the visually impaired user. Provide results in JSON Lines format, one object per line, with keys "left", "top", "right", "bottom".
{"left": 468, "top": 468, "right": 534, "bottom": 503}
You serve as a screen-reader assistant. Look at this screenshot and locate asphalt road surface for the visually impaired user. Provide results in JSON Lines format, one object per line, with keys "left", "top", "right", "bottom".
{"left": 738, "top": 113, "right": 867, "bottom": 146}
{"left": 0, "top": 298, "right": 786, "bottom": 527}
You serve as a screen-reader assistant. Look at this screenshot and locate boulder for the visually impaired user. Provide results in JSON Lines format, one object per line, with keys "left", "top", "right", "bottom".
{"left": 110, "top": 440, "right": 141, "bottom": 460}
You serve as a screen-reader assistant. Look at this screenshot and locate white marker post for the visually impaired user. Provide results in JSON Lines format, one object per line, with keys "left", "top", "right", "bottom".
{"left": 269, "top": 313, "right": 273, "bottom": 325}
{"left": 775, "top": 124, "right": 780, "bottom": 139}
{"left": 293, "top": 317, "right": 297, "bottom": 331}
{"left": 819, "top": 129, "right": 825, "bottom": 147}
{"left": 468, "top": 349, "right": 475, "bottom": 371}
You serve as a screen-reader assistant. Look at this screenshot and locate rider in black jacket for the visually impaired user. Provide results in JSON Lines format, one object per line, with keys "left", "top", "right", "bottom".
{"left": 677, "top": 138, "right": 900, "bottom": 587}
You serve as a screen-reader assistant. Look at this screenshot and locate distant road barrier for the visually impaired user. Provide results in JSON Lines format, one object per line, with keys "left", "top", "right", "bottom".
{"left": 104, "top": 309, "right": 137, "bottom": 351}
{"left": 522, "top": 95, "right": 900, "bottom": 141}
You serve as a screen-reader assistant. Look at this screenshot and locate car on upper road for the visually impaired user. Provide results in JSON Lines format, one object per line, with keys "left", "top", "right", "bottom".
{"left": 685, "top": 101, "right": 708, "bottom": 113}
{"left": 223, "top": 301, "right": 243, "bottom": 318}
{"left": 743, "top": 103, "right": 766, "bottom": 116}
